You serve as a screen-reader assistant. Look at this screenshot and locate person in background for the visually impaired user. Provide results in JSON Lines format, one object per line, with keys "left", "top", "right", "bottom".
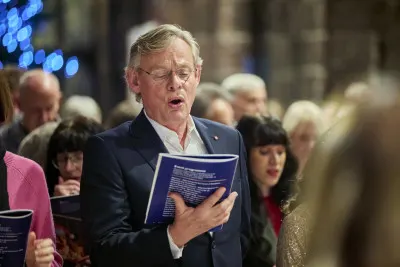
{"left": 18, "top": 121, "right": 60, "bottom": 169}
{"left": 282, "top": 100, "right": 325, "bottom": 174}
{"left": 221, "top": 73, "right": 267, "bottom": 122}
{"left": 304, "top": 76, "right": 400, "bottom": 267}
{"left": 0, "top": 69, "right": 62, "bottom": 153}
{"left": 191, "top": 82, "right": 234, "bottom": 126}
{"left": 237, "top": 115, "right": 298, "bottom": 267}
{"left": 81, "top": 24, "right": 251, "bottom": 267}
{"left": 0, "top": 70, "right": 62, "bottom": 266}
{"left": 104, "top": 98, "right": 142, "bottom": 129}
{"left": 60, "top": 95, "right": 102, "bottom": 124}
{"left": 268, "top": 99, "right": 285, "bottom": 120}
{"left": 45, "top": 116, "right": 104, "bottom": 197}
{"left": 3, "top": 65, "right": 25, "bottom": 120}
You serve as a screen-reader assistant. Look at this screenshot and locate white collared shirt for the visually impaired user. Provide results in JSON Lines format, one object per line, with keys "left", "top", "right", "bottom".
{"left": 144, "top": 110, "right": 208, "bottom": 259}
{"left": 144, "top": 110, "right": 206, "bottom": 155}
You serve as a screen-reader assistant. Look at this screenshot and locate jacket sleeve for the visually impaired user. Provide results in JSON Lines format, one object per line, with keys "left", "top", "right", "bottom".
{"left": 81, "top": 135, "right": 179, "bottom": 267}
{"left": 237, "top": 130, "right": 251, "bottom": 256}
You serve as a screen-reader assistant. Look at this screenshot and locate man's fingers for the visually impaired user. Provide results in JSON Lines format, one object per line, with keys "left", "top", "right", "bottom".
{"left": 215, "top": 192, "right": 238, "bottom": 212}
{"left": 169, "top": 192, "right": 187, "bottom": 216}
{"left": 200, "top": 187, "right": 226, "bottom": 208}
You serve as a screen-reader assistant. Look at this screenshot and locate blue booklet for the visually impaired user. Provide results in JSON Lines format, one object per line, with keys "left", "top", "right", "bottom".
{"left": 51, "top": 195, "right": 90, "bottom": 266}
{"left": 144, "top": 153, "right": 239, "bottom": 232}
{"left": 0, "top": 209, "right": 33, "bottom": 267}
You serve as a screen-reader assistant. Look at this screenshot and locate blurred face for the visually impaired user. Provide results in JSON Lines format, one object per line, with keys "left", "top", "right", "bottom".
{"left": 206, "top": 98, "right": 234, "bottom": 126}
{"left": 290, "top": 121, "right": 318, "bottom": 171}
{"left": 54, "top": 151, "right": 83, "bottom": 182}
{"left": 20, "top": 84, "right": 61, "bottom": 132}
{"left": 128, "top": 38, "right": 201, "bottom": 129}
{"left": 232, "top": 88, "right": 267, "bottom": 121}
{"left": 250, "top": 144, "right": 286, "bottom": 195}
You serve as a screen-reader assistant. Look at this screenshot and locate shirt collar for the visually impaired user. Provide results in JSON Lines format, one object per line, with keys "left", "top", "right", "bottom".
{"left": 143, "top": 109, "right": 198, "bottom": 142}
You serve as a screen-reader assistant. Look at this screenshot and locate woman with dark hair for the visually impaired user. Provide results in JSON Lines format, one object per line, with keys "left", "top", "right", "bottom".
{"left": 0, "top": 70, "right": 62, "bottom": 266}
{"left": 237, "top": 115, "right": 298, "bottom": 267}
{"left": 45, "top": 116, "right": 104, "bottom": 197}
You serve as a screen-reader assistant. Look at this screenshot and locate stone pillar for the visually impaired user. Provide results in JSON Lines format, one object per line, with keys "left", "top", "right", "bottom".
{"left": 160, "top": 0, "right": 251, "bottom": 83}
{"left": 265, "top": 0, "right": 327, "bottom": 104}
{"left": 325, "top": 0, "right": 378, "bottom": 94}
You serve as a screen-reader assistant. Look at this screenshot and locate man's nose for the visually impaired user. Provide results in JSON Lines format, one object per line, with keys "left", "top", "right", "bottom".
{"left": 256, "top": 101, "right": 266, "bottom": 113}
{"left": 168, "top": 72, "right": 182, "bottom": 91}
{"left": 40, "top": 111, "right": 52, "bottom": 123}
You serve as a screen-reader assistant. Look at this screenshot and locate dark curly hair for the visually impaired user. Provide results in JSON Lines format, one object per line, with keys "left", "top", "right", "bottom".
{"left": 45, "top": 115, "right": 104, "bottom": 196}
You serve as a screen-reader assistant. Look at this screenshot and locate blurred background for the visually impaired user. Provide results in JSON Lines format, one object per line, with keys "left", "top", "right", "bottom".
{"left": 1, "top": 0, "right": 400, "bottom": 115}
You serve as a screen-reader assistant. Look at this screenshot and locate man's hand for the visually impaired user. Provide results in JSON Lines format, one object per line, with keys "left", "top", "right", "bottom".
{"left": 168, "top": 187, "right": 238, "bottom": 247}
{"left": 54, "top": 177, "right": 80, "bottom": 196}
{"left": 25, "top": 232, "right": 55, "bottom": 267}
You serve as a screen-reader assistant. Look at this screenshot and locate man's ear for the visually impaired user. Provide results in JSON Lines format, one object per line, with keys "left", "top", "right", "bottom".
{"left": 125, "top": 68, "right": 140, "bottom": 95}
{"left": 194, "top": 65, "right": 202, "bottom": 86}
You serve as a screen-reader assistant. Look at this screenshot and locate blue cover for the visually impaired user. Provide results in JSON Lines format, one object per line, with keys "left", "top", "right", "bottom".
{"left": 145, "top": 153, "right": 239, "bottom": 232}
{"left": 0, "top": 209, "right": 33, "bottom": 267}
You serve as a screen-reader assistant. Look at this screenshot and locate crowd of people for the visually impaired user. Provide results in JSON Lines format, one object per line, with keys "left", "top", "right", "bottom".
{"left": 0, "top": 24, "right": 398, "bottom": 267}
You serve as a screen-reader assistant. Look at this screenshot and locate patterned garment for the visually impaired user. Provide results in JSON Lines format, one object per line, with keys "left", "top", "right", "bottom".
{"left": 276, "top": 204, "right": 310, "bottom": 267}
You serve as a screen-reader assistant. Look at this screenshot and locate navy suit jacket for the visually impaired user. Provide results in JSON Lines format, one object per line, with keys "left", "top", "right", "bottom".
{"left": 81, "top": 111, "right": 251, "bottom": 267}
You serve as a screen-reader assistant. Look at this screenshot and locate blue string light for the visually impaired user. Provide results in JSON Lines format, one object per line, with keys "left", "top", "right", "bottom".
{"left": 65, "top": 57, "right": 79, "bottom": 77}
{"left": 0, "top": 0, "right": 79, "bottom": 78}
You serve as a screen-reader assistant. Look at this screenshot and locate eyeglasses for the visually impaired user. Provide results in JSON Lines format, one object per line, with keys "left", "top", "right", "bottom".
{"left": 137, "top": 67, "right": 195, "bottom": 84}
{"left": 52, "top": 153, "right": 83, "bottom": 169}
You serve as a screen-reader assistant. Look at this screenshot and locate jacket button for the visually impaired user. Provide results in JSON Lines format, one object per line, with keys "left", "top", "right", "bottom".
{"left": 211, "top": 241, "right": 216, "bottom": 249}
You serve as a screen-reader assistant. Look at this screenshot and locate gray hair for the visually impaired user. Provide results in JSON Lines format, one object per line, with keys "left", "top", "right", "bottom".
{"left": 126, "top": 24, "right": 203, "bottom": 102}
{"left": 197, "top": 82, "right": 232, "bottom": 102}
{"left": 60, "top": 95, "right": 102, "bottom": 123}
{"left": 221, "top": 73, "right": 266, "bottom": 96}
{"left": 191, "top": 82, "right": 232, "bottom": 118}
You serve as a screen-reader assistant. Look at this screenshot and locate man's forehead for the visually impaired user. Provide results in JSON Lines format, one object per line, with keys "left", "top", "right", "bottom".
{"left": 140, "top": 38, "right": 194, "bottom": 68}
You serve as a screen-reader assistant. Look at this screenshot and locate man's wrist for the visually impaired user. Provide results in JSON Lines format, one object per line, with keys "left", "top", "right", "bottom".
{"left": 168, "top": 224, "right": 188, "bottom": 248}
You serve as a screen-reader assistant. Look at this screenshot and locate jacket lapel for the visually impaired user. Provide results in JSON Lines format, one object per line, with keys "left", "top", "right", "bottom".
{"left": 193, "top": 118, "right": 217, "bottom": 154}
{"left": 129, "top": 110, "right": 168, "bottom": 171}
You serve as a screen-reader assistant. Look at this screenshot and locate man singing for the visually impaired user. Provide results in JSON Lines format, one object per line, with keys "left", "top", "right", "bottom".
{"left": 81, "top": 24, "right": 251, "bottom": 267}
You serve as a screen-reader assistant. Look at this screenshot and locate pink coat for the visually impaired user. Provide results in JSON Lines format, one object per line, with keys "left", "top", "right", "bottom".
{"left": 6, "top": 151, "right": 63, "bottom": 267}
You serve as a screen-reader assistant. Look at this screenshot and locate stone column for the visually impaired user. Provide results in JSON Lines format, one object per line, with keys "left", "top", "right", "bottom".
{"left": 264, "top": 0, "right": 327, "bottom": 104}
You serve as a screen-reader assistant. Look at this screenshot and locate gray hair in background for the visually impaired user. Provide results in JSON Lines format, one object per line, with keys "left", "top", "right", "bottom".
{"left": 60, "top": 95, "right": 102, "bottom": 123}
{"left": 126, "top": 24, "right": 203, "bottom": 102}
{"left": 191, "top": 82, "right": 232, "bottom": 118}
{"left": 105, "top": 99, "right": 142, "bottom": 129}
{"left": 18, "top": 121, "right": 60, "bottom": 169}
{"left": 221, "top": 73, "right": 266, "bottom": 97}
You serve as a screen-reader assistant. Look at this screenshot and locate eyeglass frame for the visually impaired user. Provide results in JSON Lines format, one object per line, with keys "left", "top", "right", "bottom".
{"left": 136, "top": 66, "right": 197, "bottom": 84}
{"left": 52, "top": 153, "right": 83, "bottom": 170}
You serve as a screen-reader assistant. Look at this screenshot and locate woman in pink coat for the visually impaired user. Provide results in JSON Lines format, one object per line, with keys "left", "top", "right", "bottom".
{"left": 0, "top": 70, "right": 62, "bottom": 267}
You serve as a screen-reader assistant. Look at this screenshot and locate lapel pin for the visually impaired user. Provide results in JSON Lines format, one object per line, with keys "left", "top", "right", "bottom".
{"left": 213, "top": 136, "right": 219, "bottom": 141}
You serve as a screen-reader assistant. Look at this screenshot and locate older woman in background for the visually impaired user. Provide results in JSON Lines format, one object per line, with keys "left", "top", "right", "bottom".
{"left": 45, "top": 116, "right": 104, "bottom": 197}
{"left": 282, "top": 100, "right": 325, "bottom": 174}
{"left": 0, "top": 70, "right": 62, "bottom": 266}
{"left": 237, "top": 115, "right": 298, "bottom": 267}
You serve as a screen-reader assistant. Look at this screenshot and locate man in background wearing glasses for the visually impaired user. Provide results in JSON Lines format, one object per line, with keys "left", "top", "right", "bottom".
{"left": 81, "top": 24, "right": 251, "bottom": 267}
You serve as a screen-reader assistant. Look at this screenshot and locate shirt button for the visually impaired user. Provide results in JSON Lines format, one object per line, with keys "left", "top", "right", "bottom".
{"left": 211, "top": 241, "right": 216, "bottom": 249}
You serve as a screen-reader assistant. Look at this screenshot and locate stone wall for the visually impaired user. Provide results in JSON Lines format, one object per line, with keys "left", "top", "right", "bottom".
{"left": 134, "top": 0, "right": 400, "bottom": 104}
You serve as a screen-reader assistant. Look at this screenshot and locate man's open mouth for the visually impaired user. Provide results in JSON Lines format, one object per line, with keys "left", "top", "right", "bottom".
{"left": 168, "top": 97, "right": 184, "bottom": 108}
